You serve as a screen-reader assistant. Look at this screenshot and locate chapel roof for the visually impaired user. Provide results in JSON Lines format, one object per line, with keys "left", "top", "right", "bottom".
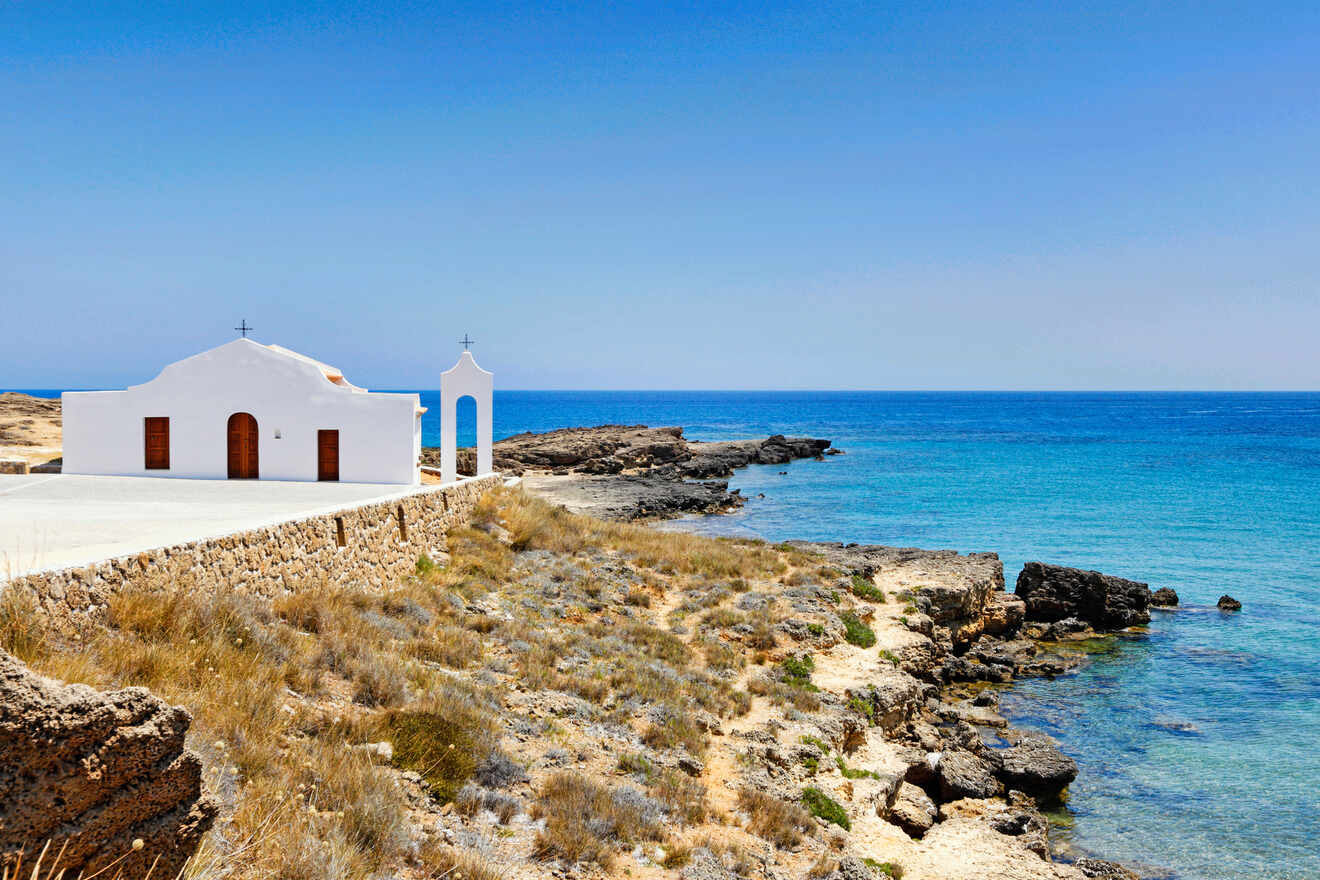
{"left": 264, "top": 343, "right": 365, "bottom": 391}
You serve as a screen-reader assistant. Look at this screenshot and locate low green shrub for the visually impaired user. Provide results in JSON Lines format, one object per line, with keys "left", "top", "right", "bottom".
{"left": 839, "top": 613, "right": 876, "bottom": 648}
{"left": 835, "top": 756, "right": 880, "bottom": 780}
{"left": 779, "top": 654, "right": 816, "bottom": 689}
{"left": 863, "top": 858, "right": 904, "bottom": 878}
{"left": 850, "top": 575, "right": 886, "bottom": 602}
{"left": 847, "top": 696, "right": 875, "bottom": 723}
{"left": 616, "top": 753, "right": 655, "bottom": 780}
{"left": 799, "top": 735, "right": 830, "bottom": 754}
{"left": 801, "top": 786, "right": 850, "bottom": 830}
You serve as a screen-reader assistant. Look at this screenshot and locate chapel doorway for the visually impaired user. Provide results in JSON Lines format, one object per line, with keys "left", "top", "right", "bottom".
{"left": 317, "top": 429, "right": 340, "bottom": 482}
{"left": 227, "top": 412, "right": 259, "bottom": 479}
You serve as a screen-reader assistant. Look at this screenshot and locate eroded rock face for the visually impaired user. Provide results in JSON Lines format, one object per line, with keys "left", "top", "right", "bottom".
{"left": 1015, "top": 563, "right": 1151, "bottom": 630}
{"left": 0, "top": 650, "right": 216, "bottom": 878}
{"left": 983, "top": 592, "right": 1027, "bottom": 636}
{"left": 848, "top": 670, "right": 925, "bottom": 734}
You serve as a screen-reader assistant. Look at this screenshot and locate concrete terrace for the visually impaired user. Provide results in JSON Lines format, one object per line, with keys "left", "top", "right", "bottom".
{"left": 0, "top": 473, "right": 466, "bottom": 579}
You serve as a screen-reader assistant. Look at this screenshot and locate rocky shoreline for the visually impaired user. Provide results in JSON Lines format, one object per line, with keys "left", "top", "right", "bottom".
{"left": 423, "top": 425, "right": 839, "bottom": 520}
{"left": 774, "top": 547, "right": 1163, "bottom": 878}
{"left": 500, "top": 424, "right": 1166, "bottom": 878}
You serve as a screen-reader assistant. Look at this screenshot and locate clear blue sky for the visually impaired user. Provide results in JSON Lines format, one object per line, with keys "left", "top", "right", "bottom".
{"left": 3, "top": 1, "right": 1317, "bottom": 390}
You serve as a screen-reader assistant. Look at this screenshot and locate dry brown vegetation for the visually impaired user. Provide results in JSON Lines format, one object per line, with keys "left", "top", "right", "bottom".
{"left": 3, "top": 548, "right": 511, "bottom": 878}
{"left": 531, "top": 772, "right": 666, "bottom": 868}
{"left": 2, "top": 487, "right": 896, "bottom": 879}
{"left": 739, "top": 787, "right": 816, "bottom": 850}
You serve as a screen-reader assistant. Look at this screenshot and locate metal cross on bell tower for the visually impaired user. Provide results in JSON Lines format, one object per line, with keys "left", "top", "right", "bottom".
{"left": 235, "top": 319, "right": 253, "bottom": 339}
{"left": 459, "top": 333, "right": 475, "bottom": 351}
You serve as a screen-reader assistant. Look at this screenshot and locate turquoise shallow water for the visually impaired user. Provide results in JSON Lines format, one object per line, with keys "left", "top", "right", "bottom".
{"left": 15, "top": 389, "right": 1320, "bottom": 879}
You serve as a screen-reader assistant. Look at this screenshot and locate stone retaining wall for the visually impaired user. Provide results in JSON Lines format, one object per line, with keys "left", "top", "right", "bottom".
{"left": 4, "top": 475, "right": 502, "bottom": 626}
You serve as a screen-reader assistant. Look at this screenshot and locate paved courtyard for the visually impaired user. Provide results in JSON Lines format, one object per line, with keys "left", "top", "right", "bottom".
{"left": 0, "top": 474, "right": 430, "bottom": 577}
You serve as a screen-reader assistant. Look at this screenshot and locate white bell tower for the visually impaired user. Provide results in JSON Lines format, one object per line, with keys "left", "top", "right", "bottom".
{"left": 439, "top": 341, "right": 494, "bottom": 483}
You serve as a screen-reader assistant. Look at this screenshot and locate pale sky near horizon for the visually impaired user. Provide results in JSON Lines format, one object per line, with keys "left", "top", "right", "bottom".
{"left": 2, "top": 2, "right": 1318, "bottom": 390}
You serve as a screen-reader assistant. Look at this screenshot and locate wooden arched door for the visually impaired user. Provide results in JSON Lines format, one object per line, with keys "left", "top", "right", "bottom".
{"left": 227, "top": 412, "right": 259, "bottom": 479}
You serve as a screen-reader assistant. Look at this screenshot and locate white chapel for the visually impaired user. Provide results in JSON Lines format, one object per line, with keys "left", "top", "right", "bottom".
{"left": 61, "top": 337, "right": 494, "bottom": 486}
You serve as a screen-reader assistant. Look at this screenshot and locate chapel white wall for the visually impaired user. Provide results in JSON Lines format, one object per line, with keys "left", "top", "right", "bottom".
{"left": 62, "top": 340, "right": 420, "bottom": 485}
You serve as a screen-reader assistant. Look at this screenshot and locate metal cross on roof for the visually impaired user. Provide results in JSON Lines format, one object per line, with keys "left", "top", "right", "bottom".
{"left": 235, "top": 319, "right": 253, "bottom": 338}
{"left": 459, "top": 333, "right": 475, "bottom": 350}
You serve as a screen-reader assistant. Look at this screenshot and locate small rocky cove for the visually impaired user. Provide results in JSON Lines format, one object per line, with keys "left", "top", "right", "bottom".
{"left": 788, "top": 545, "right": 1166, "bottom": 878}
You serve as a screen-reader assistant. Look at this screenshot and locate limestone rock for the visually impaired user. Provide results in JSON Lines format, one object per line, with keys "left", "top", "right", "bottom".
{"left": 821, "top": 855, "right": 875, "bottom": 880}
{"left": 983, "top": 591, "right": 1027, "bottom": 635}
{"left": 888, "top": 781, "right": 937, "bottom": 838}
{"left": 1150, "top": 587, "right": 1179, "bottom": 607}
{"left": 937, "top": 749, "right": 1000, "bottom": 802}
{"left": 680, "top": 847, "right": 741, "bottom": 880}
{"left": 911, "top": 815, "right": 1086, "bottom": 880}
{"left": 1015, "top": 563, "right": 1151, "bottom": 630}
{"left": 0, "top": 649, "right": 216, "bottom": 878}
{"left": 1217, "top": 594, "right": 1242, "bottom": 611}
{"left": 849, "top": 670, "right": 924, "bottom": 734}
{"left": 940, "top": 792, "right": 1051, "bottom": 858}
{"left": 995, "top": 732, "right": 1078, "bottom": 797}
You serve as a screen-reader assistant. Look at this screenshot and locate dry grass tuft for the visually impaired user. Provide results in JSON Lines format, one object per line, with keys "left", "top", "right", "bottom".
{"left": 494, "top": 489, "right": 788, "bottom": 579}
{"left": 383, "top": 695, "right": 497, "bottom": 803}
{"left": 5, "top": 552, "right": 509, "bottom": 880}
{"left": 532, "top": 772, "right": 666, "bottom": 868}
{"left": 0, "top": 585, "right": 47, "bottom": 664}
{"left": 642, "top": 713, "right": 709, "bottom": 756}
{"left": 738, "top": 787, "right": 814, "bottom": 850}
{"left": 650, "top": 768, "right": 710, "bottom": 825}
{"left": 418, "top": 841, "right": 507, "bottom": 880}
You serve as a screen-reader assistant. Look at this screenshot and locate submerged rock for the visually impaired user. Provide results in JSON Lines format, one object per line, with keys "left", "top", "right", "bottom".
{"left": 1217, "top": 594, "right": 1242, "bottom": 611}
{"left": 1074, "top": 858, "right": 1143, "bottom": 879}
{"left": 1015, "top": 562, "right": 1152, "bottom": 630}
{"left": 0, "top": 649, "right": 217, "bottom": 878}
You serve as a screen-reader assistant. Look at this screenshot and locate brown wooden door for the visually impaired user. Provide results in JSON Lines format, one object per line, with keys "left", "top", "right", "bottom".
{"left": 317, "top": 430, "right": 339, "bottom": 482}
{"left": 227, "top": 412, "right": 259, "bottom": 479}
{"left": 144, "top": 417, "right": 169, "bottom": 469}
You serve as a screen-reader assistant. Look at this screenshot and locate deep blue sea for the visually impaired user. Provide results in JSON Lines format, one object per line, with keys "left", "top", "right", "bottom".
{"left": 15, "top": 390, "right": 1320, "bottom": 879}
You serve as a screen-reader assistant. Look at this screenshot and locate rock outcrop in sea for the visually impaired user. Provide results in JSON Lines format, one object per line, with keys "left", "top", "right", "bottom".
{"left": 0, "top": 649, "right": 216, "bottom": 877}
{"left": 1150, "top": 587, "right": 1179, "bottom": 607}
{"left": 429, "top": 425, "right": 838, "bottom": 520}
{"left": 1015, "top": 562, "right": 1152, "bottom": 630}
